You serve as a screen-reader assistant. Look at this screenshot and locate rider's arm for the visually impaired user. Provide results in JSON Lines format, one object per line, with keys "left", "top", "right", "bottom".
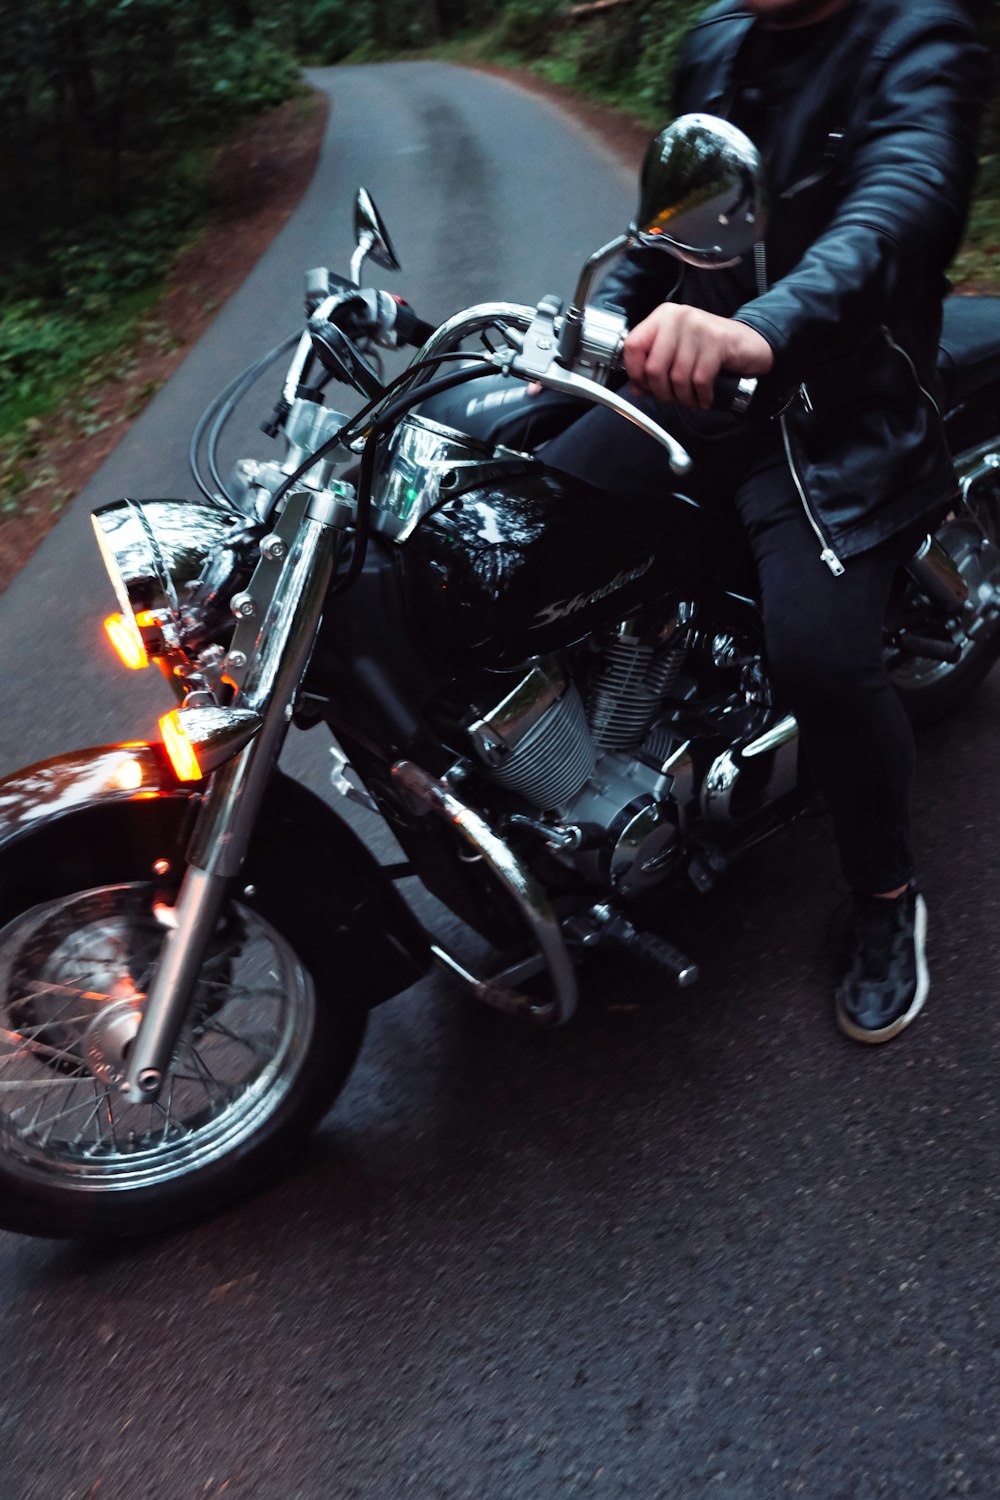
{"left": 731, "top": 14, "right": 986, "bottom": 382}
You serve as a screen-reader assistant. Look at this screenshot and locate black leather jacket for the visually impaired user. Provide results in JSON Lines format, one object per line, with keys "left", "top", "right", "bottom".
{"left": 598, "top": 0, "right": 987, "bottom": 568}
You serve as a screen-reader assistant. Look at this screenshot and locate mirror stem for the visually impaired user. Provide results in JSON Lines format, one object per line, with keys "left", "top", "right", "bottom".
{"left": 350, "top": 233, "right": 373, "bottom": 287}
{"left": 558, "top": 234, "right": 631, "bottom": 363}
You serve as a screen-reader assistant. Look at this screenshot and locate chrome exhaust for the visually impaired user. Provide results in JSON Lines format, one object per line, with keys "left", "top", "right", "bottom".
{"left": 906, "top": 535, "right": 970, "bottom": 614}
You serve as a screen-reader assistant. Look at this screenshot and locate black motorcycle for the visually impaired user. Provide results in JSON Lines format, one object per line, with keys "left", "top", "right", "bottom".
{"left": 1, "top": 117, "right": 998, "bottom": 1238}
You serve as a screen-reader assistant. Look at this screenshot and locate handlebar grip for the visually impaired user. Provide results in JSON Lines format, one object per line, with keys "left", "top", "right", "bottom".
{"left": 712, "top": 371, "right": 758, "bottom": 415}
{"left": 392, "top": 298, "right": 436, "bottom": 349}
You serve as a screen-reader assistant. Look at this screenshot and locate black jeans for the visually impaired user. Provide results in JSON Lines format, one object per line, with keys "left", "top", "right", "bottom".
{"left": 539, "top": 398, "right": 924, "bottom": 894}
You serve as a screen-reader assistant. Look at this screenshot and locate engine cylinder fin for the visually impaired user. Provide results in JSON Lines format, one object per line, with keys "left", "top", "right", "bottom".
{"left": 587, "top": 638, "right": 685, "bottom": 751}
{"left": 486, "top": 684, "right": 596, "bottom": 810}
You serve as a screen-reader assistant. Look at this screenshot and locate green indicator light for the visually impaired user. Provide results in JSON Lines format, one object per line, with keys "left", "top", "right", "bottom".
{"left": 406, "top": 486, "right": 418, "bottom": 502}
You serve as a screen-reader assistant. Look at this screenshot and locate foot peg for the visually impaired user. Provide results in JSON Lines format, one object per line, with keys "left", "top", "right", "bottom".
{"left": 588, "top": 905, "right": 699, "bottom": 988}
{"left": 894, "top": 630, "right": 963, "bottom": 665}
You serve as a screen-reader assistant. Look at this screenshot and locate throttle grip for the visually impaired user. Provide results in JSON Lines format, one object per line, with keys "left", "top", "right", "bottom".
{"left": 712, "top": 371, "right": 758, "bottom": 414}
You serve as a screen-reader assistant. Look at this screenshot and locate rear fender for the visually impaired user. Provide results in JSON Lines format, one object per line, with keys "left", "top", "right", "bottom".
{"left": 0, "top": 744, "right": 431, "bottom": 1007}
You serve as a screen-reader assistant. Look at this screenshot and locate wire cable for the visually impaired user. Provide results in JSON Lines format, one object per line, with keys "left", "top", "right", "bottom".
{"left": 260, "top": 351, "right": 494, "bottom": 524}
{"left": 189, "top": 332, "right": 300, "bottom": 506}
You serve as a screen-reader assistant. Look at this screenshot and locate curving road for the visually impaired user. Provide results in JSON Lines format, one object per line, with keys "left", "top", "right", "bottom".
{"left": 1, "top": 64, "right": 999, "bottom": 1500}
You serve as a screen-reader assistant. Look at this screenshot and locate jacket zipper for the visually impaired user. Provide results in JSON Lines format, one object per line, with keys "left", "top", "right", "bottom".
{"left": 779, "top": 415, "right": 845, "bottom": 575}
{"left": 753, "top": 243, "right": 845, "bottom": 576}
{"left": 881, "top": 325, "right": 944, "bottom": 422}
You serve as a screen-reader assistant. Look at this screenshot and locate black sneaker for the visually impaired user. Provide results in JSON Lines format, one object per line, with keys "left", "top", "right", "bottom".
{"left": 835, "top": 885, "right": 928, "bottom": 1044}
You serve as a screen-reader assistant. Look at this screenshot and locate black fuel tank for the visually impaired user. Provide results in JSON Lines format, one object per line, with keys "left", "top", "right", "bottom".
{"left": 399, "top": 466, "right": 709, "bottom": 670}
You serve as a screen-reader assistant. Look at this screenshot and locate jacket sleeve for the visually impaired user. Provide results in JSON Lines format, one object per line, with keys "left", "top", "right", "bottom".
{"left": 732, "top": 17, "right": 987, "bottom": 379}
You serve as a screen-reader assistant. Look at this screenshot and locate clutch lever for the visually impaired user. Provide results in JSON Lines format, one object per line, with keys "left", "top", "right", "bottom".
{"left": 309, "top": 315, "right": 384, "bottom": 401}
{"left": 488, "top": 351, "right": 694, "bottom": 476}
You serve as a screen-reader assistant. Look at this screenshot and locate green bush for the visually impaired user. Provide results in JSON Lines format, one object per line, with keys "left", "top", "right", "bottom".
{"left": 294, "top": 0, "right": 366, "bottom": 62}
{"left": 0, "top": 3, "right": 304, "bottom": 277}
{"left": 188, "top": 24, "right": 303, "bottom": 115}
{"left": 561, "top": 15, "right": 640, "bottom": 95}
{"left": 0, "top": 1, "right": 307, "bottom": 445}
{"left": 497, "top": 0, "right": 564, "bottom": 58}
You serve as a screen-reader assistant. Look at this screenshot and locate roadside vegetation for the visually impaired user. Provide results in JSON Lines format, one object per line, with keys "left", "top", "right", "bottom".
{"left": 0, "top": 0, "right": 311, "bottom": 521}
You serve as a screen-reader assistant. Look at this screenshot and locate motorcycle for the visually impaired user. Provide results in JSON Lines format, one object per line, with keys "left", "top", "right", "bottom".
{"left": 1, "top": 116, "right": 999, "bottom": 1239}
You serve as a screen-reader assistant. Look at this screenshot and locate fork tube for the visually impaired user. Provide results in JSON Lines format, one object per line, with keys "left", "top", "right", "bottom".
{"left": 121, "top": 512, "right": 339, "bottom": 1101}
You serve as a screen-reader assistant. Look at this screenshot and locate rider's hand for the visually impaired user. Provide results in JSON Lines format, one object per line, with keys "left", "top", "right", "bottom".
{"left": 623, "top": 305, "right": 775, "bottom": 410}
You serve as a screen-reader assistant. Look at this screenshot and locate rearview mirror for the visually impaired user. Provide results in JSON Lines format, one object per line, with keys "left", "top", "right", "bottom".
{"left": 351, "top": 188, "right": 402, "bottom": 284}
{"left": 631, "top": 114, "right": 767, "bottom": 270}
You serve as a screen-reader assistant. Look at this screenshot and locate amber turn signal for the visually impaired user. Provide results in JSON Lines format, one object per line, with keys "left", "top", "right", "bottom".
{"left": 159, "top": 711, "right": 203, "bottom": 782}
{"left": 104, "top": 613, "right": 148, "bottom": 670}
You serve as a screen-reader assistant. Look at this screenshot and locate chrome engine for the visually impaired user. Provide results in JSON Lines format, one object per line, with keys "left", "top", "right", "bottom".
{"left": 466, "top": 607, "right": 800, "bottom": 898}
{"left": 586, "top": 611, "right": 687, "bottom": 750}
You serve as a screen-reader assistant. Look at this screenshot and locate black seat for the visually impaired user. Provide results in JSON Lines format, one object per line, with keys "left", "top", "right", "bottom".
{"left": 937, "top": 296, "right": 1000, "bottom": 411}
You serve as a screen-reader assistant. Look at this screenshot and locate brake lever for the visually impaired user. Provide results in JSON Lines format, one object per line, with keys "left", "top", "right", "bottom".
{"left": 488, "top": 351, "right": 693, "bottom": 476}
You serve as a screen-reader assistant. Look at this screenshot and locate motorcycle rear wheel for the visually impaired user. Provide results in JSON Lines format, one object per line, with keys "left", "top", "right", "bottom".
{"left": 0, "top": 880, "right": 366, "bottom": 1239}
{"left": 892, "top": 487, "right": 1000, "bottom": 727}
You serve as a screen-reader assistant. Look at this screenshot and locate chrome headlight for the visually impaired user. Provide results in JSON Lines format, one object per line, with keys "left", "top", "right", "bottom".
{"left": 91, "top": 498, "right": 246, "bottom": 658}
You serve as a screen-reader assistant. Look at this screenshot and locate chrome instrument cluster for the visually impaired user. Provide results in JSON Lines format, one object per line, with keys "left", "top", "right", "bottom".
{"left": 370, "top": 414, "right": 528, "bottom": 543}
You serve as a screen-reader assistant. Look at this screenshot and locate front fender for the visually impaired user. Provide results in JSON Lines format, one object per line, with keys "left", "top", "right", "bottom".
{"left": 0, "top": 744, "right": 431, "bottom": 1007}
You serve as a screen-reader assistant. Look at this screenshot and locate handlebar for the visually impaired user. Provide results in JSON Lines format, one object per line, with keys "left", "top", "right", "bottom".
{"left": 487, "top": 354, "right": 696, "bottom": 476}
{"left": 405, "top": 300, "right": 757, "bottom": 475}
{"left": 288, "top": 290, "right": 758, "bottom": 478}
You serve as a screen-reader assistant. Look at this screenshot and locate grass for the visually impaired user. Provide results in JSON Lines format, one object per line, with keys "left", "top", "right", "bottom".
{"left": 0, "top": 285, "right": 170, "bottom": 438}
{"left": 0, "top": 86, "right": 314, "bottom": 462}
{"left": 0, "top": 301, "right": 182, "bottom": 520}
{"left": 950, "top": 156, "right": 1000, "bottom": 289}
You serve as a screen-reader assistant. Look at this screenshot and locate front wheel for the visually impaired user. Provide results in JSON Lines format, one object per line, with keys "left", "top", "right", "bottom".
{"left": 0, "top": 881, "right": 366, "bottom": 1238}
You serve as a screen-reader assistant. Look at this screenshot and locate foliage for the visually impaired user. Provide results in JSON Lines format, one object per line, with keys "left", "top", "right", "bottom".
{"left": 293, "top": 0, "right": 368, "bottom": 60}
{"left": 2, "top": 0, "right": 996, "bottom": 470}
{"left": 291, "top": 0, "right": 503, "bottom": 61}
{"left": 496, "top": 0, "right": 566, "bottom": 58}
{"left": 631, "top": 1, "right": 703, "bottom": 116}
{"left": 0, "top": 2, "right": 302, "bottom": 280}
{"left": 0, "top": 1, "right": 304, "bottom": 449}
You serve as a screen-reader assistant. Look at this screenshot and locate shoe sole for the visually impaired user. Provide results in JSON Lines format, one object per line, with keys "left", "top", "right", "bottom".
{"left": 835, "top": 894, "right": 928, "bottom": 1045}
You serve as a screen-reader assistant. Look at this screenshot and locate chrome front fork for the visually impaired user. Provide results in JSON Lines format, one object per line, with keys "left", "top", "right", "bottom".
{"left": 120, "top": 491, "right": 342, "bottom": 1102}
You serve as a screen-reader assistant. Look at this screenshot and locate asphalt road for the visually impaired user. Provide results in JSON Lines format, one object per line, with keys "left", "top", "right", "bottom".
{"left": 1, "top": 64, "right": 999, "bottom": 1500}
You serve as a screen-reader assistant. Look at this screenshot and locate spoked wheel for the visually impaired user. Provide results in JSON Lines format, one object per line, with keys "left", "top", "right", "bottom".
{"left": 892, "top": 481, "right": 1000, "bottom": 726}
{"left": 0, "top": 881, "right": 366, "bottom": 1238}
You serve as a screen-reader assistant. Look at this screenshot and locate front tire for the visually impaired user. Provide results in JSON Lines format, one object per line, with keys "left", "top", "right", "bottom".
{"left": 0, "top": 880, "right": 366, "bottom": 1238}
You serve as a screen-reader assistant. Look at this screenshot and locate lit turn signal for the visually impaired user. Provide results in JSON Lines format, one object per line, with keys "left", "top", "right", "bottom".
{"left": 105, "top": 613, "right": 148, "bottom": 670}
{"left": 159, "top": 711, "right": 203, "bottom": 782}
